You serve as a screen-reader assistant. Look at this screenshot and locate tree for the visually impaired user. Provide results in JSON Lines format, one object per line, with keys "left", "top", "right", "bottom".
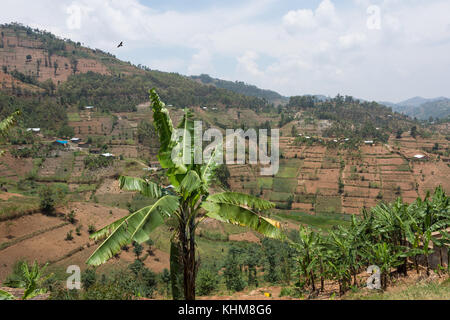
{"left": 223, "top": 246, "right": 246, "bottom": 292}
{"left": 410, "top": 126, "right": 417, "bottom": 139}
{"left": 133, "top": 242, "right": 143, "bottom": 260}
{"left": 39, "top": 185, "right": 56, "bottom": 215}
{"left": 86, "top": 89, "right": 283, "bottom": 300}
{"left": 58, "top": 125, "right": 74, "bottom": 138}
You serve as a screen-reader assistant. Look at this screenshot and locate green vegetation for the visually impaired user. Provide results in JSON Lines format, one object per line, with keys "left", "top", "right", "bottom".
{"left": 1, "top": 260, "right": 52, "bottom": 300}
{"left": 273, "top": 178, "right": 297, "bottom": 193}
{"left": 286, "top": 186, "right": 449, "bottom": 296}
{"left": 85, "top": 90, "right": 282, "bottom": 301}
{"left": 84, "top": 155, "right": 113, "bottom": 170}
{"left": 191, "top": 74, "right": 288, "bottom": 104}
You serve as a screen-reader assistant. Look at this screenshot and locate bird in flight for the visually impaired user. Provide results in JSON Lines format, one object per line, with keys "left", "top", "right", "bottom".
{"left": 117, "top": 41, "right": 123, "bottom": 48}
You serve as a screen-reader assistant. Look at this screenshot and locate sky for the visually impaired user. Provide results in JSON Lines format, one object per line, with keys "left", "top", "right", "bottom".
{"left": 1, "top": 0, "right": 449, "bottom": 102}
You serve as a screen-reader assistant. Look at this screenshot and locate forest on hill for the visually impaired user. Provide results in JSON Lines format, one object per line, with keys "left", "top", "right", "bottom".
{"left": 191, "top": 74, "right": 289, "bottom": 105}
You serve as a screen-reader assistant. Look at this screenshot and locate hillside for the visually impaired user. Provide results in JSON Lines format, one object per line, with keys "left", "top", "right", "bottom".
{"left": 191, "top": 74, "right": 289, "bottom": 105}
{"left": 0, "top": 22, "right": 449, "bottom": 301}
{"left": 382, "top": 97, "right": 450, "bottom": 120}
{"left": 0, "top": 23, "right": 268, "bottom": 121}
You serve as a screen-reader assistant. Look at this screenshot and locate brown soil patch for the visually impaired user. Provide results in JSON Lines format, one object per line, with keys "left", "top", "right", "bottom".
{"left": 229, "top": 232, "right": 259, "bottom": 243}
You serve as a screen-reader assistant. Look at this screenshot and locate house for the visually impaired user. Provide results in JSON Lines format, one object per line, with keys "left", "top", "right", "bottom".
{"left": 27, "top": 128, "right": 41, "bottom": 133}
{"left": 101, "top": 153, "right": 114, "bottom": 158}
{"left": 413, "top": 154, "right": 427, "bottom": 161}
{"left": 85, "top": 106, "right": 94, "bottom": 110}
{"left": 364, "top": 140, "right": 374, "bottom": 145}
{"left": 70, "top": 138, "right": 81, "bottom": 143}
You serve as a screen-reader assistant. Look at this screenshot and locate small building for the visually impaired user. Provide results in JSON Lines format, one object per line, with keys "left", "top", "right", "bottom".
{"left": 85, "top": 106, "right": 94, "bottom": 110}
{"left": 364, "top": 140, "right": 374, "bottom": 145}
{"left": 413, "top": 154, "right": 427, "bottom": 161}
{"left": 27, "top": 128, "right": 41, "bottom": 133}
{"left": 70, "top": 138, "right": 81, "bottom": 143}
{"left": 101, "top": 153, "right": 114, "bottom": 158}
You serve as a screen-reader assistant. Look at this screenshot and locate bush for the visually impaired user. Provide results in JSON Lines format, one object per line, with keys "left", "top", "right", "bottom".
{"left": 223, "top": 247, "right": 246, "bottom": 292}
{"left": 67, "top": 210, "right": 76, "bottom": 224}
{"left": 88, "top": 224, "right": 96, "bottom": 234}
{"left": 81, "top": 269, "right": 97, "bottom": 290}
{"left": 196, "top": 268, "right": 219, "bottom": 296}
{"left": 65, "top": 230, "right": 73, "bottom": 241}
{"left": 39, "top": 185, "right": 56, "bottom": 215}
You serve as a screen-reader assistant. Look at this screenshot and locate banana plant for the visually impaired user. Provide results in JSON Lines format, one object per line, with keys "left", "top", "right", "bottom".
{"left": 86, "top": 89, "right": 283, "bottom": 300}
{"left": 0, "top": 110, "right": 21, "bottom": 156}
{"left": 292, "top": 226, "right": 320, "bottom": 292}
{"left": 0, "top": 261, "right": 52, "bottom": 300}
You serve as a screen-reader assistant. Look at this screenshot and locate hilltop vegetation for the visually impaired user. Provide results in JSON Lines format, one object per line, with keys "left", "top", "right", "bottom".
{"left": 191, "top": 74, "right": 288, "bottom": 105}
{"left": 58, "top": 72, "right": 267, "bottom": 113}
{"left": 288, "top": 94, "right": 414, "bottom": 143}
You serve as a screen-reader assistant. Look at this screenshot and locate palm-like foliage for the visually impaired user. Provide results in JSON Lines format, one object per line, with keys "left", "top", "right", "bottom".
{"left": 0, "top": 261, "right": 52, "bottom": 300}
{"left": 289, "top": 187, "right": 449, "bottom": 296}
{"left": 0, "top": 110, "right": 20, "bottom": 156}
{"left": 86, "top": 89, "right": 283, "bottom": 300}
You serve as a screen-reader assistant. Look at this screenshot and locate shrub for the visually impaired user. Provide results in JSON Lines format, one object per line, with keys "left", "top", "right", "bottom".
{"left": 81, "top": 269, "right": 97, "bottom": 290}
{"left": 65, "top": 230, "right": 73, "bottom": 241}
{"left": 88, "top": 224, "right": 96, "bottom": 234}
{"left": 39, "top": 185, "right": 56, "bottom": 215}
{"left": 196, "top": 268, "right": 219, "bottom": 296}
{"left": 67, "top": 210, "right": 76, "bottom": 224}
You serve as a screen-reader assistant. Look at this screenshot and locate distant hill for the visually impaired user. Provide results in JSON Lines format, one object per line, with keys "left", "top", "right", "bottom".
{"left": 0, "top": 23, "right": 268, "bottom": 128}
{"left": 380, "top": 97, "right": 450, "bottom": 120}
{"left": 190, "top": 74, "right": 289, "bottom": 105}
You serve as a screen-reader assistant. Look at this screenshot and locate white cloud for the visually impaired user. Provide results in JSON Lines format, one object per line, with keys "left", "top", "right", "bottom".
{"left": 339, "top": 33, "right": 367, "bottom": 49}
{"left": 282, "top": 0, "right": 339, "bottom": 33}
{"left": 0, "top": 0, "right": 449, "bottom": 101}
{"left": 237, "top": 51, "right": 263, "bottom": 77}
{"left": 188, "top": 49, "right": 214, "bottom": 75}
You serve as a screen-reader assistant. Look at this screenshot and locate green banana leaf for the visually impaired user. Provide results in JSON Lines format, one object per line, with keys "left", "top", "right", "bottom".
{"left": 87, "top": 195, "right": 180, "bottom": 266}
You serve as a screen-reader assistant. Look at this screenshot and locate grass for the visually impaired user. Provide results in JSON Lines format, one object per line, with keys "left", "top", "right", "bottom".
{"left": 67, "top": 113, "right": 81, "bottom": 122}
{"left": 269, "top": 192, "right": 293, "bottom": 202}
{"left": 242, "top": 181, "right": 257, "bottom": 190}
{"left": 273, "top": 178, "right": 297, "bottom": 193}
{"left": 295, "top": 194, "right": 316, "bottom": 203}
{"left": 344, "top": 277, "right": 450, "bottom": 300}
{"left": 315, "top": 196, "right": 342, "bottom": 214}
{"left": 275, "top": 166, "right": 299, "bottom": 178}
{"left": 0, "top": 196, "right": 40, "bottom": 220}
{"left": 277, "top": 211, "right": 349, "bottom": 230}
{"left": 257, "top": 177, "right": 273, "bottom": 190}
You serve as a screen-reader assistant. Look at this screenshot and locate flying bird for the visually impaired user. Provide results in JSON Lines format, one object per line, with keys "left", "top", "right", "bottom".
{"left": 117, "top": 41, "right": 123, "bottom": 48}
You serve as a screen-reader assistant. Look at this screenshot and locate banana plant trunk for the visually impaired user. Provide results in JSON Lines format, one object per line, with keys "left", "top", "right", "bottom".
{"left": 179, "top": 207, "right": 197, "bottom": 300}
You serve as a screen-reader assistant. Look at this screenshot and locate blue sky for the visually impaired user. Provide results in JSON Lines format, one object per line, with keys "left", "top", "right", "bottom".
{"left": 1, "top": 0, "right": 449, "bottom": 102}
